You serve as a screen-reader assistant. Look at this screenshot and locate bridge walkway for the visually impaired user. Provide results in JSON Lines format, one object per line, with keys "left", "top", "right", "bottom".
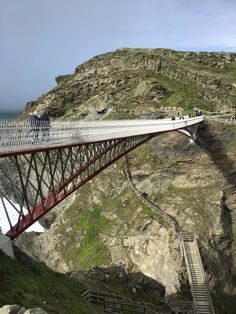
{"left": 0, "top": 117, "right": 203, "bottom": 157}
{"left": 182, "top": 238, "right": 215, "bottom": 314}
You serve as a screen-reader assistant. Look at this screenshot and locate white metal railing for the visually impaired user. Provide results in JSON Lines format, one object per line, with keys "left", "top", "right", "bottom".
{"left": 0, "top": 116, "right": 204, "bottom": 156}
{"left": 181, "top": 238, "right": 215, "bottom": 314}
{"left": 193, "top": 238, "right": 215, "bottom": 314}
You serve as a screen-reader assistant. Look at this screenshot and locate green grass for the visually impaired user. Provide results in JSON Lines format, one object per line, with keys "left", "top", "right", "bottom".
{"left": 179, "top": 58, "right": 236, "bottom": 83}
{"left": 55, "top": 204, "right": 112, "bottom": 269}
{"left": 53, "top": 157, "right": 173, "bottom": 271}
{"left": 150, "top": 72, "right": 214, "bottom": 112}
{"left": 212, "top": 292, "right": 236, "bottom": 314}
{"left": 223, "top": 137, "right": 236, "bottom": 153}
{"left": 0, "top": 250, "right": 102, "bottom": 314}
{"left": 104, "top": 111, "right": 137, "bottom": 120}
{"left": 166, "top": 183, "right": 218, "bottom": 213}
{"left": 129, "top": 143, "right": 153, "bottom": 167}
{"left": 74, "top": 207, "right": 111, "bottom": 269}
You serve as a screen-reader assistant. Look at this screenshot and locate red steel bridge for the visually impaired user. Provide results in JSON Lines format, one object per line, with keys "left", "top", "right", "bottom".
{"left": 0, "top": 116, "right": 204, "bottom": 239}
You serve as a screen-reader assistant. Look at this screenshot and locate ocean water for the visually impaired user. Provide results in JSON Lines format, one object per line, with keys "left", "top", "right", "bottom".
{"left": 0, "top": 111, "right": 21, "bottom": 120}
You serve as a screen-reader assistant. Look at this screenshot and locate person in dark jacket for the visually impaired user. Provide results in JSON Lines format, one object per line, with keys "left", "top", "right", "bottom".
{"left": 30, "top": 110, "right": 40, "bottom": 143}
{"left": 39, "top": 111, "right": 50, "bottom": 142}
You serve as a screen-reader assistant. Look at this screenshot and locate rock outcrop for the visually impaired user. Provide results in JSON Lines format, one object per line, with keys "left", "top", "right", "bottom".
{"left": 68, "top": 265, "right": 165, "bottom": 305}
{"left": 0, "top": 305, "right": 47, "bottom": 314}
{"left": 14, "top": 48, "right": 236, "bottom": 306}
{"left": 21, "top": 48, "right": 236, "bottom": 121}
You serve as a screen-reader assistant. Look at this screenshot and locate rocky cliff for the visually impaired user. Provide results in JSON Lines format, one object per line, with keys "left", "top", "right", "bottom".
{"left": 21, "top": 48, "right": 236, "bottom": 121}
{"left": 15, "top": 48, "right": 236, "bottom": 311}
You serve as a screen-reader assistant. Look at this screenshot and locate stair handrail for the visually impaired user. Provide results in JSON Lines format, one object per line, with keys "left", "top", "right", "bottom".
{"left": 193, "top": 238, "right": 215, "bottom": 314}
{"left": 180, "top": 239, "right": 197, "bottom": 313}
{"left": 124, "top": 156, "right": 179, "bottom": 234}
{"left": 124, "top": 154, "right": 217, "bottom": 313}
{"left": 82, "top": 290, "right": 162, "bottom": 313}
{"left": 124, "top": 155, "right": 218, "bottom": 265}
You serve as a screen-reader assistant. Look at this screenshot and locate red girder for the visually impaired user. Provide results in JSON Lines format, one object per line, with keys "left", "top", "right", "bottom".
{"left": 4, "top": 135, "right": 153, "bottom": 239}
{"left": 1, "top": 121, "right": 202, "bottom": 239}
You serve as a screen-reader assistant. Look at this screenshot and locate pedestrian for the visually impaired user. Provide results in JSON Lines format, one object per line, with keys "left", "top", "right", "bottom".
{"left": 29, "top": 110, "right": 40, "bottom": 143}
{"left": 39, "top": 111, "right": 50, "bottom": 142}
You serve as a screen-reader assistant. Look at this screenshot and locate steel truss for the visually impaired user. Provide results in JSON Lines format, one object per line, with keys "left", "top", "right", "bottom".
{"left": 0, "top": 135, "right": 152, "bottom": 238}
{"left": 0, "top": 121, "right": 201, "bottom": 239}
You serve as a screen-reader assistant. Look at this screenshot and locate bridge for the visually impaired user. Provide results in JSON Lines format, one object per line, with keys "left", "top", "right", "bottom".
{"left": 0, "top": 115, "right": 217, "bottom": 313}
{"left": 0, "top": 116, "right": 203, "bottom": 239}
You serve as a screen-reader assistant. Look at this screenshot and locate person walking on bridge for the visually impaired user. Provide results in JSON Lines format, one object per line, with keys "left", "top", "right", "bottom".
{"left": 29, "top": 110, "right": 40, "bottom": 143}
{"left": 39, "top": 111, "right": 50, "bottom": 142}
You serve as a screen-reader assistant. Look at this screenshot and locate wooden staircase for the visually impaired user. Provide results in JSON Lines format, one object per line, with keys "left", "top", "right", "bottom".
{"left": 182, "top": 239, "right": 215, "bottom": 314}
{"left": 81, "top": 290, "right": 162, "bottom": 313}
{"left": 124, "top": 156, "right": 216, "bottom": 313}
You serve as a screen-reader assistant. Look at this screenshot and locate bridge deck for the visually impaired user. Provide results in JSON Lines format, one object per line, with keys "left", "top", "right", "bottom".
{"left": 0, "top": 116, "right": 204, "bottom": 156}
{"left": 0, "top": 116, "right": 204, "bottom": 238}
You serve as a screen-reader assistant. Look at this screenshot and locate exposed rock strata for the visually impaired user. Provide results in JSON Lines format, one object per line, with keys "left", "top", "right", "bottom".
{"left": 0, "top": 305, "right": 47, "bottom": 314}
{"left": 14, "top": 49, "right": 236, "bottom": 304}
{"left": 21, "top": 48, "right": 236, "bottom": 121}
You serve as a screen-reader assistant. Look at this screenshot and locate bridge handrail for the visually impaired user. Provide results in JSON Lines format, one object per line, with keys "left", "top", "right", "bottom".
{"left": 0, "top": 116, "right": 204, "bottom": 156}
{"left": 180, "top": 238, "right": 199, "bottom": 313}
{"left": 193, "top": 238, "right": 216, "bottom": 314}
{"left": 180, "top": 238, "right": 215, "bottom": 314}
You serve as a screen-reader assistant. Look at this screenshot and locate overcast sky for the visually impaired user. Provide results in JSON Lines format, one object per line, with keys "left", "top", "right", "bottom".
{"left": 0, "top": 0, "right": 236, "bottom": 111}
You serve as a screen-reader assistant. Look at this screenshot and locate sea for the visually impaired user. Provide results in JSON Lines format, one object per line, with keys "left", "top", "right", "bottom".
{"left": 0, "top": 111, "right": 22, "bottom": 120}
{"left": 0, "top": 110, "right": 45, "bottom": 234}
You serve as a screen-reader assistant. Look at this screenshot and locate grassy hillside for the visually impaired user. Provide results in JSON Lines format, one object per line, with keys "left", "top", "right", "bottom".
{"left": 0, "top": 249, "right": 102, "bottom": 314}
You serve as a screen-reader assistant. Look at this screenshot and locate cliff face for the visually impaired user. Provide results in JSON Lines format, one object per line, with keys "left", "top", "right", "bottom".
{"left": 22, "top": 48, "right": 236, "bottom": 121}
{"left": 15, "top": 49, "right": 236, "bottom": 300}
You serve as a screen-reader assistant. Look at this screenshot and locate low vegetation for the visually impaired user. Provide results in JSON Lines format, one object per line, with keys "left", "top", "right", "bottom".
{"left": 0, "top": 249, "right": 102, "bottom": 314}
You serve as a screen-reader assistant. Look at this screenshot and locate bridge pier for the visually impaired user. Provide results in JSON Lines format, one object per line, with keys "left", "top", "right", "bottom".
{"left": 0, "top": 232, "right": 14, "bottom": 258}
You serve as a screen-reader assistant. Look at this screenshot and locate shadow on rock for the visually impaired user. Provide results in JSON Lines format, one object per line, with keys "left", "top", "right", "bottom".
{"left": 66, "top": 265, "right": 165, "bottom": 305}
{"left": 195, "top": 121, "right": 236, "bottom": 188}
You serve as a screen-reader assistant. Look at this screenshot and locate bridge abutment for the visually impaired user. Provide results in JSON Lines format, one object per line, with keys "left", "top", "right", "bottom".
{"left": 0, "top": 233, "right": 14, "bottom": 259}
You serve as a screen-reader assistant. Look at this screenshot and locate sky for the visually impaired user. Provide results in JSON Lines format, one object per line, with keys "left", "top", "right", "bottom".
{"left": 0, "top": 198, "right": 45, "bottom": 234}
{"left": 0, "top": 0, "right": 236, "bottom": 111}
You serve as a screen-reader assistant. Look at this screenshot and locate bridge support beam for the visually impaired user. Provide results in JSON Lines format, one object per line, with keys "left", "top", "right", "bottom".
{"left": 0, "top": 118, "right": 203, "bottom": 239}
{"left": 0, "top": 135, "right": 152, "bottom": 238}
{"left": 177, "top": 123, "right": 201, "bottom": 140}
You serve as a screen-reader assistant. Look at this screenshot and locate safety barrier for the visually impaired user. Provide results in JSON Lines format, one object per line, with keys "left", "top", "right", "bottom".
{"left": 0, "top": 116, "right": 204, "bottom": 156}
{"left": 81, "top": 290, "right": 162, "bottom": 313}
